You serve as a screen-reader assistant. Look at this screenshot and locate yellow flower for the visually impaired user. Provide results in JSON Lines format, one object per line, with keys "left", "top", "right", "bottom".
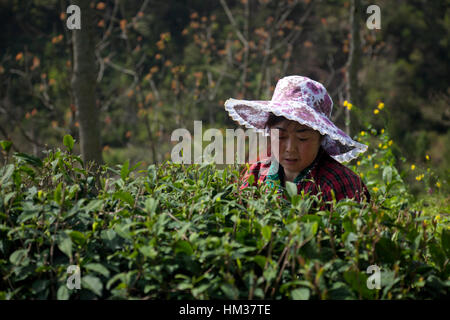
{"left": 372, "top": 187, "right": 379, "bottom": 192}
{"left": 374, "top": 164, "right": 379, "bottom": 169}
{"left": 357, "top": 161, "right": 361, "bottom": 166}
{"left": 411, "top": 164, "right": 416, "bottom": 170}
{"left": 377, "top": 102, "right": 385, "bottom": 110}
{"left": 436, "top": 182, "right": 441, "bottom": 188}
{"left": 381, "top": 129, "right": 385, "bottom": 134}
{"left": 378, "top": 143, "right": 382, "bottom": 148}
{"left": 360, "top": 172, "right": 364, "bottom": 178}
{"left": 425, "top": 155, "right": 430, "bottom": 161}
{"left": 415, "top": 174, "right": 424, "bottom": 181}
{"left": 343, "top": 100, "right": 348, "bottom": 107}
{"left": 434, "top": 215, "right": 441, "bottom": 223}
{"left": 347, "top": 103, "right": 353, "bottom": 111}
{"left": 368, "top": 155, "right": 372, "bottom": 160}
{"left": 388, "top": 140, "right": 393, "bottom": 146}
{"left": 360, "top": 131, "right": 366, "bottom": 136}
{"left": 374, "top": 109, "right": 379, "bottom": 115}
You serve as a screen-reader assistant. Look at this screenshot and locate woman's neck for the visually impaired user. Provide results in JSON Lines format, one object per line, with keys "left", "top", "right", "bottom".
{"left": 284, "top": 169, "right": 299, "bottom": 183}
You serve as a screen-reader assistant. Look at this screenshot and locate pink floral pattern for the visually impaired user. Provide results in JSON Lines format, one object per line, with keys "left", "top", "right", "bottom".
{"left": 225, "top": 75, "right": 368, "bottom": 163}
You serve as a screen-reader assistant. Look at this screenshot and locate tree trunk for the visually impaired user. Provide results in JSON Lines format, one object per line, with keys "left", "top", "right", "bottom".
{"left": 71, "top": 0, "right": 103, "bottom": 169}
{"left": 345, "top": 0, "right": 362, "bottom": 135}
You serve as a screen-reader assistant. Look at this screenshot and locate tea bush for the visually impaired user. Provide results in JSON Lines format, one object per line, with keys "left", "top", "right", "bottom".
{"left": 0, "top": 136, "right": 449, "bottom": 300}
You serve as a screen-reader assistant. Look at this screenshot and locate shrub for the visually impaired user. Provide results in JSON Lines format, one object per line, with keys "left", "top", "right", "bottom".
{"left": 0, "top": 136, "right": 449, "bottom": 299}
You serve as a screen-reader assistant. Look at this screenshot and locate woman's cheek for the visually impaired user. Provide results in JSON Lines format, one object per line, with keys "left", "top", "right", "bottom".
{"left": 270, "top": 138, "right": 282, "bottom": 160}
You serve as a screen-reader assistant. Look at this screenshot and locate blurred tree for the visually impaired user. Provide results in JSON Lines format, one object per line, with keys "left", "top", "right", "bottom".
{"left": 344, "top": 0, "right": 362, "bottom": 134}
{"left": 71, "top": 0, "right": 103, "bottom": 167}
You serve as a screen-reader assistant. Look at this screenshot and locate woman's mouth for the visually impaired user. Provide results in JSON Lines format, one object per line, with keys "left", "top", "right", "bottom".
{"left": 283, "top": 158, "right": 298, "bottom": 164}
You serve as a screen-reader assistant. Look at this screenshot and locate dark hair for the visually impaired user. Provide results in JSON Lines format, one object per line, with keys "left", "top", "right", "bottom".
{"left": 264, "top": 113, "right": 287, "bottom": 129}
{"left": 265, "top": 113, "right": 325, "bottom": 142}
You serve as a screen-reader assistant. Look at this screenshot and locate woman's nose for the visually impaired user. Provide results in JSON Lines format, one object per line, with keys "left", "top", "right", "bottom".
{"left": 285, "top": 137, "right": 294, "bottom": 152}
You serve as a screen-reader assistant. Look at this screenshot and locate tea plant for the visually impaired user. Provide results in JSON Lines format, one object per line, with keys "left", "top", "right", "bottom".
{"left": 0, "top": 135, "right": 448, "bottom": 299}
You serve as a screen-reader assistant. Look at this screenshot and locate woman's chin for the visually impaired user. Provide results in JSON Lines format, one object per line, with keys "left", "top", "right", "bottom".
{"left": 281, "top": 160, "right": 300, "bottom": 170}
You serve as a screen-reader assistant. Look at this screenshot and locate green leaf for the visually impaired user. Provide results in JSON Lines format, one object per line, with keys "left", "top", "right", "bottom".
{"left": 9, "top": 249, "right": 29, "bottom": 266}
{"left": 304, "top": 222, "right": 319, "bottom": 239}
{"left": 106, "top": 273, "right": 126, "bottom": 291}
{"left": 114, "top": 223, "right": 132, "bottom": 240}
{"left": 54, "top": 182, "right": 63, "bottom": 205}
{"left": 291, "top": 288, "right": 310, "bottom": 300}
{"left": 253, "top": 255, "right": 266, "bottom": 269}
{"left": 139, "top": 245, "right": 157, "bottom": 259}
{"left": 84, "top": 199, "right": 103, "bottom": 213}
{"left": 57, "top": 233, "right": 73, "bottom": 259}
{"left": 220, "top": 284, "right": 238, "bottom": 299}
{"left": 13, "top": 152, "right": 43, "bottom": 167}
{"left": 17, "top": 209, "right": 39, "bottom": 223}
{"left": 113, "top": 191, "right": 134, "bottom": 207}
{"left": 175, "top": 240, "right": 193, "bottom": 256}
{"left": 382, "top": 166, "right": 393, "bottom": 184}
{"left": 144, "top": 198, "right": 158, "bottom": 214}
{"left": 57, "top": 285, "right": 70, "bottom": 300}
{"left": 285, "top": 181, "right": 297, "bottom": 198}
{"left": 3, "top": 191, "right": 16, "bottom": 207}
{"left": 101, "top": 229, "right": 120, "bottom": 249}
{"left": 120, "top": 160, "right": 130, "bottom": 181}
{"left": 69, "top": 231, "right": 86, "bottom": 246}
{"left": 63, "top": 134, "right": 75, "bottom": 152}
{"left": 81, "top": 276, "right": 103, "bottom": 296}
{"left": 262, "top": 225, "right": 272, "bottom": 241}
{"left": 247, "top": 174, "right": 255, "bottom": 186}
{"left": 0, "top": 164, "right": 14, "bottom": 185}
{"left": 102, "top": 229, "right": 117, "bottom": 242}
{"left": 85, "top": 263, "right": 110, "bottom": 277}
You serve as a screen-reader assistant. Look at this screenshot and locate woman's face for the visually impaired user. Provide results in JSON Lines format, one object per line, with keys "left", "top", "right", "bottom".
{"left": 270, "top": 119, "right": 322, "bottom": 176}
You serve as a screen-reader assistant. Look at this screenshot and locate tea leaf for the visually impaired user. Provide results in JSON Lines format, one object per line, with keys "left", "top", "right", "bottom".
{"left": 291, "top": 288, "right": 310, "bottom": 300}
{"left": 82, "top": 276, "right": 103, "bottom": 296}
{"left": 63, "top": 134, "right": 74, "bottom": 152}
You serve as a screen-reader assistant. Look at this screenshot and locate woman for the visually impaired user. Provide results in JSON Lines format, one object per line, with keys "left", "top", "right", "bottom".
{"left": 224, "top": 75, "right": 370, "bottom": 207}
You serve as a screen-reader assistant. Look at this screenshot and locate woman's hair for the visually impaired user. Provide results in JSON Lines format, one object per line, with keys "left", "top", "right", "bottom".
{"left": 264, "top": 113, "right": 286, "bottom": 129}
{"left": 265, "top": 112, "right": 325, "bottom": 142}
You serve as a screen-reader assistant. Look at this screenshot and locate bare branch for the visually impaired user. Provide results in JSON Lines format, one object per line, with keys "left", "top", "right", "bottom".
{"left": 269, "top": 0, "right": 316, "bottom": 55}
{"left": 220, "top": 0, "right": 249, "bottom": 47}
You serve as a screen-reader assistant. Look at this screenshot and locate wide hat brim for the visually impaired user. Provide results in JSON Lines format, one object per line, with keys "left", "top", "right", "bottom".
{"left": 224, "top": 98, "right": 368, "bottom": 163}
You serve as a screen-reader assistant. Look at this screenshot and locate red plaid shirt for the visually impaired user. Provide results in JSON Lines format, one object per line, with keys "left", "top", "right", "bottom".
{"left": 241, "top": 147, "right": 370, "bottom": 207}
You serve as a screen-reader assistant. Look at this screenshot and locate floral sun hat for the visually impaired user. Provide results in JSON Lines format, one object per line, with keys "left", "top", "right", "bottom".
{"left": 224, "top": 75, "right": 368, "bottom": 163}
